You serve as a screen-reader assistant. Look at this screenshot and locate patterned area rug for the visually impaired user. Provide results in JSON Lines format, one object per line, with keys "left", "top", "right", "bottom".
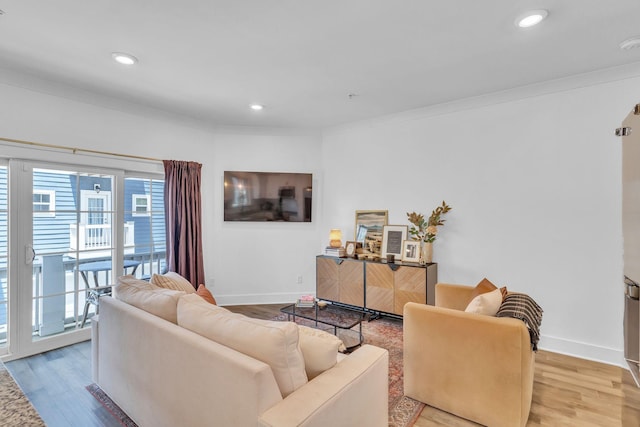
{"left": 0, "top": 360, "right": 45, "bottom": 427}
{"left": 86, "top": 383, "right": 138, "bottom": 427}
{"left": 273, "top": 313, "right": 425, "bottom": 427}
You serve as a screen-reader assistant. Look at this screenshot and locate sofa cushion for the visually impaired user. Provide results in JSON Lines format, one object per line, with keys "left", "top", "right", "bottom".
{"left": 177, "top": 294, "right": 308, "bottom": 397}
{"left": 297, "top": 325, "right": 345, "bottom": 379}
{"left": 196, "top": 284, "right": 217, "bottom": 305}
{"left": 115, "top": 275, "right": 185, "bottom": 323}
{"left": 464, "top": 287, "right": 503, "bottom": 316}
{"left": 151, "top": 272, "right": 196, "bottom": 293}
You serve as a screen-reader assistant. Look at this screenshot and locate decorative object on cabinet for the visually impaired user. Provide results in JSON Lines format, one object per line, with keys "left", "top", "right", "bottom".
{"left": 345, "top": 241, "right": 362, "bottom": 258}
{"left": 323, "top": 246, "right": 346, "bottom": 257}
{"left": 407, "top": 201, "right": 452, "bottom": 264}
{"left": 406, "top": 201, "right": 452, "bottom": 243}
{"left": 354, "top": 210, "right": 388, "bottom": 255}
{"left": 402, "top": 240, "right": 421, "bottom": 263}
{"left": 381, "top": 225, "right": 408, "bottom": 260}
{"left": 420, "top": 241, "right": 433, "bottom": 265}
{"left": 329, "top": 229, "right": 343, "bottom": 248}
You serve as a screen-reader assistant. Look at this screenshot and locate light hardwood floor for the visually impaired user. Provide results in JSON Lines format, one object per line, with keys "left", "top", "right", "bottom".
{"left": 6, "top": 303, "right": 640, "bottom": 426}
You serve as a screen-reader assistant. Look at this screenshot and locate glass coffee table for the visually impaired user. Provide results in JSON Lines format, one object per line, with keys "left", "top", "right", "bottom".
{"left": 280, "top": 303, "right": 365, "bottom": 350}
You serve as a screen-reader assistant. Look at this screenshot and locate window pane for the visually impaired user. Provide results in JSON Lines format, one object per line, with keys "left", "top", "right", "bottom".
{"left": 124, "top": 177, "right": 166, "bottom": 279}
{"left": 33, "top": 169, "right": 115, "bottom": 335}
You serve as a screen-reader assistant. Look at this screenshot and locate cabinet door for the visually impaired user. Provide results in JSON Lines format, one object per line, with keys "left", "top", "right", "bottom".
{"left": 365, "top": 263, "right": 394, "bottom": 313}
{"left": 316, "top": 257, "right": 339, "bottom": 301}
{"left": 338, "top": 259, "right": 364, "bottom": 307}
{"left": 394, "top": 265, "right": 427, "bottom": 315}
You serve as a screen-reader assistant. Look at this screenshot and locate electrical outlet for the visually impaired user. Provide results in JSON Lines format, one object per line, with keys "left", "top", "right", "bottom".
{"left": 297, "top": 275, "right": 303, "bottom": 284}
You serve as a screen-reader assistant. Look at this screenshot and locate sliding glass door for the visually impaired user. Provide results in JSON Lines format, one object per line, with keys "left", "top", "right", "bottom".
{"left": 1, "top": 158, "right": 165, "bottom": 360}
{"left": 0, "top": 164, "right": 7, "bottom": 356}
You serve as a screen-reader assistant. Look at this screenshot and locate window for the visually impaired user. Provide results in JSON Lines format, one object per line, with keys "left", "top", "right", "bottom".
{"left": 132, "top": 194, "right": 150, "bottom": 216}
{"left": 33, "top": 190, "right": 55, "bottom": 217}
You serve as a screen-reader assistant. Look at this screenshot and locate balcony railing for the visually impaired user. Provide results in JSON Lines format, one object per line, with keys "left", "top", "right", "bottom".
{"left": 70, "top": 222, "right": 134, "bottom": 250}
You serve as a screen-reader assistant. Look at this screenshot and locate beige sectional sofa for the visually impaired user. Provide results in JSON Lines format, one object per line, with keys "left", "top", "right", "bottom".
{"left": 91, "top": 276, "right": 389, "bottom": 427}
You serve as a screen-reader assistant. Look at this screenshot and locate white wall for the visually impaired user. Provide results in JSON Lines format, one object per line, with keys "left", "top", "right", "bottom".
{"left": 321, "top": 69, "right": 640, "bottom": 366}
{"left": 0, "top": 77, "right": 323, "bottom": 306}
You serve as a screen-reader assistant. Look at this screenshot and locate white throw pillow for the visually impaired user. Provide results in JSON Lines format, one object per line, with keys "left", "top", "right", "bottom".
{"left": 177, "top": 294, "right": 308, "bottom": 397}
{"left": 297, "top": 325, "right": 344, "bottom": 379}
{"left": 464, "top": 287, "right": 503, "bottom": 316}
{"left": 150, "top": 271, "right": 196, "bottom": 293}
{"left": 115, "top": 275, "right": 185, "bottom": 323}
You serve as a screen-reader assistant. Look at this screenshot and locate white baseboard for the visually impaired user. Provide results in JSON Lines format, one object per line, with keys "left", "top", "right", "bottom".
{"left": 217, "top": 292, "right": 312, "bottom": 307}
{"left": 539, "top": 334, "right": 627, "bottom": 368}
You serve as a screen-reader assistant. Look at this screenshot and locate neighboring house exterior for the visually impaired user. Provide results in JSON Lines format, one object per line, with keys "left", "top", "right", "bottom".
{"left": 0, "top": 168, "right": 166, "bottom": 335}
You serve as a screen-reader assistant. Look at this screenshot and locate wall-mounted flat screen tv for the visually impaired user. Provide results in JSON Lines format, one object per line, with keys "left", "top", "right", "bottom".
{"left": 224, "top": 171, "right": 312, "bottom": 222}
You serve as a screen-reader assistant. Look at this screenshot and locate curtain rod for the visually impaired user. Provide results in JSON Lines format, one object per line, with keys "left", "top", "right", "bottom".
{"left": 0, "top": 136, "right": 163, "bottom": 163}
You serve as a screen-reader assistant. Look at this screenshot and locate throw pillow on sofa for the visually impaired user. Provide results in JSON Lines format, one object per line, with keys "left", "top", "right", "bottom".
{"left": 115, "top": 275, "right": 185, "bottom": 323}
{"left": 150, "top": 271, "right": 196, "bottom": 293}
{"left": 196, "top": 284, "right": 217, "bottom": 305}
{"left": 297, "top": 325, "right": 345, "bottom": 379}
{"left": 177, "top": 294, "right": 308, "bottom": 397}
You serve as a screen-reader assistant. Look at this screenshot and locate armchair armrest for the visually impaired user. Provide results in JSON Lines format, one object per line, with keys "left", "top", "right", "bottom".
{"left": 435, "top": 283, "right": 475, "bottom": 310}
{"left": 403, "top": 302, "right": 534, "bottom": 427}
{"left": 258, "top": 344, "right": 389, "bottom": 427}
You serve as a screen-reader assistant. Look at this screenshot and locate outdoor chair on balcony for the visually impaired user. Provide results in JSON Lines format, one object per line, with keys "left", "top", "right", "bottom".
{"left": 78, "top": 259, "right": 140, "bottom": 327}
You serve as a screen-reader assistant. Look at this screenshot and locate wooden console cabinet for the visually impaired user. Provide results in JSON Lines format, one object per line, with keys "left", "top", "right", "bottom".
{"left": 316, "top": 257, "right": 364, "bottom": 307}
{"left": 316, "top": 255, "right": 437, "bottom": 316}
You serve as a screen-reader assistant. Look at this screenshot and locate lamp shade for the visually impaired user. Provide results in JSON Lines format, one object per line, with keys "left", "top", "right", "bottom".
{"left": 329, "top": 229, "right": 343, "bottom": 248}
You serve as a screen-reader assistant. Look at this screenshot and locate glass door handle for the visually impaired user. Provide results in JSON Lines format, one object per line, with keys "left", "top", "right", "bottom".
{"left": 25, "top": 245, "right": 36, "bottom": 264}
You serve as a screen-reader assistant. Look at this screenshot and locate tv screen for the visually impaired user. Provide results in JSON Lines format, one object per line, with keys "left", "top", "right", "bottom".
{"left": 224, "top": 171, "right": 312, "bottom": 222}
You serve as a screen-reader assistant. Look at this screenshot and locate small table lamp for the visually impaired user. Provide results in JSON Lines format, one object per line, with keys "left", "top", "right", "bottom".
{"left": 329, "top": 229, "right": 343, "bottom": 248}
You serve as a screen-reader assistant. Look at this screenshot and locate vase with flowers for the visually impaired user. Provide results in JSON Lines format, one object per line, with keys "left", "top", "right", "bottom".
{"left": 407, "top": 201, "right": 452, "bottom": 265}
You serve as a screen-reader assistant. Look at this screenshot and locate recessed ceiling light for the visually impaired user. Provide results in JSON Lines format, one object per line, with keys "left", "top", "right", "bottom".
{"left": 250, "top": 104, "right": 264, "bottom": 111}
{"left": 620, "top": 37, "right": 640, "bottom": 51}
{"left": 516, "top": 10, "right": 548, "bottom": 28}
{"left": 111, "top": 52, "right": 138, "bottom": 66}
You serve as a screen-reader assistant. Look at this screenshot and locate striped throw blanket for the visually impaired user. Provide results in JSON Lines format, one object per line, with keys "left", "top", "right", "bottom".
{"left": 496, "top": 293, "right": 543, "bottom": 351}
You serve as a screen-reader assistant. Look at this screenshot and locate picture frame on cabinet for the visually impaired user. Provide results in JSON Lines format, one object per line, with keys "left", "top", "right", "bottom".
{"left": 402, "top": 240, "right": 421, "bottom": 263}
{"left": 345, "top": 241, "right": 362, "bottom": 258}
{"left": 354, "top": 210, "right": 388, "bottom": 254}
{"left": 381, "top": 225, "right": 408, "bottom": 259}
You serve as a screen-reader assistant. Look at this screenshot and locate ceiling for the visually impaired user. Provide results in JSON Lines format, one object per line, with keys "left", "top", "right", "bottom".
{"left": 1, "top": 1, "right": 640, "bottom": 129}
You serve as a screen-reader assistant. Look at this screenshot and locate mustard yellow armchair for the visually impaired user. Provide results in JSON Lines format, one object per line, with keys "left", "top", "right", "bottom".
{"left": 403, "top": 283, "right": 535, "bottom": 427}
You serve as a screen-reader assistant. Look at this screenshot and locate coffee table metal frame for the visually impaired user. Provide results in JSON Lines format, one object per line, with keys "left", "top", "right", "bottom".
{"left": 280, "top": 303, "right": 364, "bottom": 349}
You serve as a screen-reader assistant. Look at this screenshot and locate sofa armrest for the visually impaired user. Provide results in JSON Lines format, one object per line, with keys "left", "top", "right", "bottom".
{"left": 435, "top": 283, "right": 475, "bottom": 310}
{"left": 258, "top": 344, "right": 389, "bottom": 427}
{"left": 403, "top": 302, "right": 534, "bottom": 427}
